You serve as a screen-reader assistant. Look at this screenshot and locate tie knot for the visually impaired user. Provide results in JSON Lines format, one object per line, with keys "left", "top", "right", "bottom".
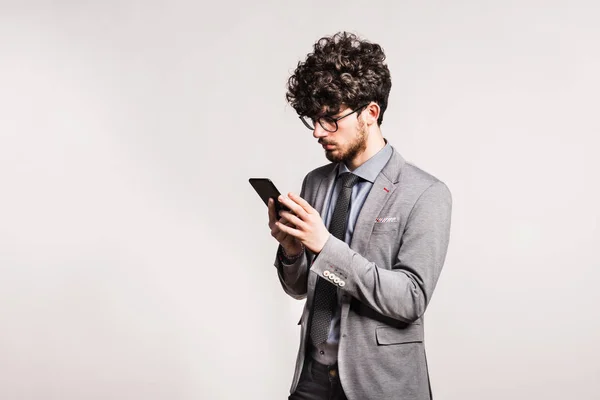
{"left": 339, "top": 172, "right": 361, "bottom": 188}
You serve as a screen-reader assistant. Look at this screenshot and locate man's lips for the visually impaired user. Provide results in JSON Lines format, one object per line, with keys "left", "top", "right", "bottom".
{"left": 321, "top": 143, "right": 335, "bottom": 149}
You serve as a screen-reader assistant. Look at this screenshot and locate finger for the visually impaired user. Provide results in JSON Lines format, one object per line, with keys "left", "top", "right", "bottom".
{"left": 275, "top": 213, "right": 295, "bottom": 230}
{"left": 275, "top": 221, "right": 296, "bottom": 242}
{"left": 279, "top": 210, "right": 306, "bottom": 230}
{"left": 287, "top": 192, "right": 315, "bottom": 214}
{"left": 278, "top": 195, "right": 308, "bottom": 219}
{"left": 271, "top": 213, "right": 291, "bottom": 235}
{"left": 276, "top": 220, "right": 300, "bottom": 239}
{"left": 271, "top": 221, "right": 287, "bottom": 243}
{"left": 267, "top": 198, "right": 277, "bottom": 225}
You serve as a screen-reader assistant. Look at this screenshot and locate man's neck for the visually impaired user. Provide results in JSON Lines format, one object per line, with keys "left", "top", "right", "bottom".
{"left": 346, "top": 133, "right": 386, "bottom": 171}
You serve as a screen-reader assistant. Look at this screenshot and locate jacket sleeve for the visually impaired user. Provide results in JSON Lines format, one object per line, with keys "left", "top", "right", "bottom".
{"left": 310, "top": 180, "right": 452, "bottom": 323}
{"left": 273, "top": 174, "right": 310, "bottom": 300}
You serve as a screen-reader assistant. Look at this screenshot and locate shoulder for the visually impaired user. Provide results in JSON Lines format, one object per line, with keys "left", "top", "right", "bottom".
{"left": 399, "top": 161, "right": 452, "bottom": 204}
{"left": 403, "top": 161, "right": 441, "bottom": 185}
{"left": 303, "top": 162, "right": 337, "bottom": 183}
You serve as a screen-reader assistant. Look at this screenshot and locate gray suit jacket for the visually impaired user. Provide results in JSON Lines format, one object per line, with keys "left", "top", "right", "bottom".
{"left": 274, "top": 145, "right": 452, "bottom": 400}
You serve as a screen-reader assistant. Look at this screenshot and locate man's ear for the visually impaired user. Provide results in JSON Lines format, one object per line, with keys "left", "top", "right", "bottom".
{"left": 364, "top": 103, "right": 380, "bottom": 126}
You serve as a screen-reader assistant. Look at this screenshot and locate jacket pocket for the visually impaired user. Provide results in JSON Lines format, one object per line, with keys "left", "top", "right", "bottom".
{"left": 371, "top": 222, "right": 400, "bottom": 233}
{"left": 375, "top": 324, "right": 423, "bottom": 345}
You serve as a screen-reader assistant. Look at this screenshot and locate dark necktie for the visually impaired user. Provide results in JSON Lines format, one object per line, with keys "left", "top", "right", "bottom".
{"left": 309, "top": 172, "right": 361, "bottom": 347}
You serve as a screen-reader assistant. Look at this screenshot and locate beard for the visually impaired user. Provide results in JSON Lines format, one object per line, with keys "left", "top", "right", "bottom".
{"left": 325, "top": 121, "right": 368, "bottom": 164}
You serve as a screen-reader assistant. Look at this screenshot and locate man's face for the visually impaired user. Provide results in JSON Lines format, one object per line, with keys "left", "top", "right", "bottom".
{"left": 313, "top": 105, "right": 368, "bottom": 164}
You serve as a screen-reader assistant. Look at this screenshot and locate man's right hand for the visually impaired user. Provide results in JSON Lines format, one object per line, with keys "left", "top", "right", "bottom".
{"left": 268, "top": 198, "right": 303, "bottom": 257}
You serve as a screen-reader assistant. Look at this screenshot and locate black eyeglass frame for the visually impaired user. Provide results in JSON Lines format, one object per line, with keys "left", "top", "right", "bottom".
{"left": 299, "top": 103, "right": 371, "bottom": 132}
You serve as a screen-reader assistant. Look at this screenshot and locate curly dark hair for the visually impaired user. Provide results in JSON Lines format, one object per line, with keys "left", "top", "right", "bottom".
{"left": 286, "top": 31, "right": 392, "bottom": 126}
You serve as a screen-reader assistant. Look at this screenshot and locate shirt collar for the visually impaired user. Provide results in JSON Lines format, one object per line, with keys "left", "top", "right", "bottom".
{"left": 337, "top": 138, "right": 393, "bottom": 183}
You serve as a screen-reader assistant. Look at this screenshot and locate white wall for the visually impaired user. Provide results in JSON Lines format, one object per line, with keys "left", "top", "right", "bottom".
{"left": 1, "top": 1, "right": 599, "bottom": 399}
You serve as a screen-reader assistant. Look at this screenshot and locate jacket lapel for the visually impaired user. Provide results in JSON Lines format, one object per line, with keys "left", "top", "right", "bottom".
{"left": 350, "top": 148, "right": 406, "bottom": 256}
{"left": 313, "top": 164, "right": 338, "bottom": 216}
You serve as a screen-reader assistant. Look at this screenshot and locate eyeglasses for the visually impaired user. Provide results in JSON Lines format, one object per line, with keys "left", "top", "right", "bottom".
{"left": 299, "top": 103, "right": 370, "bottom": 132}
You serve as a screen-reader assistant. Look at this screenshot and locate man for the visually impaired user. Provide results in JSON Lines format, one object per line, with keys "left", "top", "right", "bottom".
{"left": 268, "top": 31, "right": 452, "bottom": 400}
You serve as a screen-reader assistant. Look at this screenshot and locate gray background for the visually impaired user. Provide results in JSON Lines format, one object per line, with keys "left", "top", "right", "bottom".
{"left": 1, "top": 1, "right": 599, "bottom": 399}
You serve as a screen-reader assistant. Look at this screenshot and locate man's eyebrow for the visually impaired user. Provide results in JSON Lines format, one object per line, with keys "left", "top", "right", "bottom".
{"left": 316, "top": 107, "right": 340, "bottom": 119}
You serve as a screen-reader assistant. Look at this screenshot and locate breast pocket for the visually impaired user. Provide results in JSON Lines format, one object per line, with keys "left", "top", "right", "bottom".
{"left": 372, "top": 222, "right": 399, "bottom": 234}
{"left": 368, "top": 224, "right": 401, "bottom": 268}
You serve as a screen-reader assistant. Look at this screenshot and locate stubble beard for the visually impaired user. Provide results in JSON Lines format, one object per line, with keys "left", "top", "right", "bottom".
{"left": 325, "top": 122, "right": 368, "bottom": 164}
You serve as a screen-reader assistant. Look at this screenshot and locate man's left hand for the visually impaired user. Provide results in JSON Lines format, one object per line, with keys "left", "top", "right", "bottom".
{"left": 276, "top": 192, "right": 331, "bottom": 254}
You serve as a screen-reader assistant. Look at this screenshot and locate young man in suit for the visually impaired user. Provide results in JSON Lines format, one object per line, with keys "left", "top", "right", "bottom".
{"left": 267, "top": 31, "right": 452, "bottom": 400}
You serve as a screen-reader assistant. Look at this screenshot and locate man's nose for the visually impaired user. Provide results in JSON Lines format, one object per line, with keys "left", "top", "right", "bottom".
{"left": 313, "top": 123, "right": 329, "bottom": 139}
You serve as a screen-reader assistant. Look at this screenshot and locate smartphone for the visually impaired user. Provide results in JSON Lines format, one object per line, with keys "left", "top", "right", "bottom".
{"left": 249, "top": 178, "right": 291, "bottom": 215}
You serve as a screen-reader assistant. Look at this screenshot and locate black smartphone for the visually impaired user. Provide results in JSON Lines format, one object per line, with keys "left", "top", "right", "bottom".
{"left": 249, "top": 178, "right": 291, "bottom": 214}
